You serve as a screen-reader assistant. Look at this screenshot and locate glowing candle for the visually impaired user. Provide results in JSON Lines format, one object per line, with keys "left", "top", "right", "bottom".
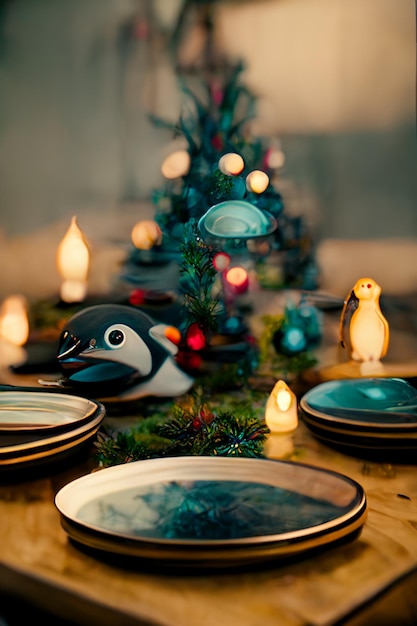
{"left": 56, "top": 216, "right": 90, "bottom": 303}
{"left": 224, "top": 266, "right": 249, "bottom": 295}
{"left": 0, "top": 295, "right": 29, "bottom": 346}
{"left": 265, "top": 379, "right": 298, "bottom": 433}
{"left": 131, "top": 220, "right": 163, "bottom": 250}
{"left": 218, "top": 153, "right": 244, "bottom": 176}
{"left": 246, "top": 170, "right": 269, "bottom": 194}
{"left": 340, "top": 277, "right": 389, "bottom": 363}
{"left": 161, "top": 150, "right": 191, "bottom": 179}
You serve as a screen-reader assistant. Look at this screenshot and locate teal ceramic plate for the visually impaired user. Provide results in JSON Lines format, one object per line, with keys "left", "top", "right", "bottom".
{"left": 300, "top": 378, "right": 417, "bottom": 460}
{"left": 55, "top": 456, "right": 367, "bottom": 570}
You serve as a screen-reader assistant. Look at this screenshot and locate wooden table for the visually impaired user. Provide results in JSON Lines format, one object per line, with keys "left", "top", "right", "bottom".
{"left": 1, "top": 293, "right": 417, "bottom": 625}
{"left": 1, "top": 411, "right": 417, "bottom": 626}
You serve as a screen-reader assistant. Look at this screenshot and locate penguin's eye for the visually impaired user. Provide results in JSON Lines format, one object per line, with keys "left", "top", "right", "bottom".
{"left": 105, "top": 328, "right": 126, "bottom": 348}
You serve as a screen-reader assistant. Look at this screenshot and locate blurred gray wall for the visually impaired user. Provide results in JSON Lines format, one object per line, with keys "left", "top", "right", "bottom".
{"left": 0, "top": 0, "right": 415, "bottom": 241}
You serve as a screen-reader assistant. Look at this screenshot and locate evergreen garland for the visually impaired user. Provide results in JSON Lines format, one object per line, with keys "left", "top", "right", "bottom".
{"left": 94, "top": 393, "right": 269, "bottom": 469}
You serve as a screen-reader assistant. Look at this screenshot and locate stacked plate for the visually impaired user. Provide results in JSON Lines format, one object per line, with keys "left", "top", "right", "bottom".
{"left": 0, "top": 389, "right": 106, "bottom": 473}
{"left": 55, "top": 455, "right": 367, "bottom": 571}
{"left": 300, "top": 377, "right": 417, "bottom": 461}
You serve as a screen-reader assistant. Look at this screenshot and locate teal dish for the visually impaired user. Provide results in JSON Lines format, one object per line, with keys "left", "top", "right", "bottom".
{"left": 300, "top": 378, "right": 417, "bottom": 461}
{"left": 55, "top": 456, "right": 367, "bottom": 571}
{"left": 198, "top": 200, "right": 277, "bottom": 240}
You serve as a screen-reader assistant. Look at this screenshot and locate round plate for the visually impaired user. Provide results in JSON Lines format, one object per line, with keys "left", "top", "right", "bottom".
{"left": 0, "top": 391, "right": 106, "bottom": 470}
{"left": 300, "top": 377, "right": 417, "bottom": 460}
{"left": 55, "top": 456, "right": 367, "bottom": 570}
{"left": 0, "top": 391, "right": 100, "bottom": 435}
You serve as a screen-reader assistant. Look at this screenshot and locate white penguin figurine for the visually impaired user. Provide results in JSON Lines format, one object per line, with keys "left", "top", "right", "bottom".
{"left": 340, "top": 277, "right": 389, "bottom": 362}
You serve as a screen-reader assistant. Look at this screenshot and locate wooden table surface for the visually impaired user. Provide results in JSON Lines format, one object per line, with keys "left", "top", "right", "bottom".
{"left": 1, "top": 295, "right": 417, "bottom": 626}
{"left": 1, "top": 411, "right": 417, "bottom": 626}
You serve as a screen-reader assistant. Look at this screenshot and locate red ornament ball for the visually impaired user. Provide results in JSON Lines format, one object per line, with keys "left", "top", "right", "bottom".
{"left": 185, "top": 323, "right": 207, "bottom": 351}
{"left": 129, "top": 289, "right": 146, "bottom": 306}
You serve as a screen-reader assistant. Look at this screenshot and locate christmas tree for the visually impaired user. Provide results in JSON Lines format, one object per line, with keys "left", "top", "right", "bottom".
{"left": 127, "top": 61, "right": 315, "bottom": 292}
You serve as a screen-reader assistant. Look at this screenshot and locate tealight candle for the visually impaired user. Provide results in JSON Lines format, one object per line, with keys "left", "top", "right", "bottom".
{"left": 0, "top": 294, "right": 30, "bottom": 346}
{"left": 264, "top": 380, "right": 298, "bottom": 459}
{"left": 0, "top": 295, "right": 29, "bottom": 368}
{"left": 224, "top": 266, "right": 249, "bottom": 295}
{"left": 56, "top": 216, "right": 90, "bottom": 303}
{"left": 246, "top": 169, "right": 269, "bottom": 194}
{"left": 265, "top": 379, "right": 298, "bottom": 433}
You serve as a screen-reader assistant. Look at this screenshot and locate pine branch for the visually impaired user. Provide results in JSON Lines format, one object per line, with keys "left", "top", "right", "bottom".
{"left": 94, "top": 395, "right": 269, "bottom": 469}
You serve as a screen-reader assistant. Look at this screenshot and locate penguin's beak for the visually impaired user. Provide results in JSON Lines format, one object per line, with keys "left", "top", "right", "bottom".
{"left": 57, "top": 330, "right": 97, "bottom": 376}
{"left": 57, "top": 330, "right": 88, "bottom": 360}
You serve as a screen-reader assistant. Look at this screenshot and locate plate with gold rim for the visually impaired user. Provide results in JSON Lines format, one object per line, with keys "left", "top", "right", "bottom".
{"left": 0, "top": 390, "right": 100, "bottom": 435}
{"left": 55, "top": 456, "right": 367, "bottom": 570}
{"left": 0, "top": 390, "right": 106, "bottom": 471}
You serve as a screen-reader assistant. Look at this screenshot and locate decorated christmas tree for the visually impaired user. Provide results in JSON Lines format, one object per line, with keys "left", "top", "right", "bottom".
{"left": 126, "top": 61, "right": 316, "bottom": 289}
{"left": 121, "top": 59, "right": 319, "bottom": 386}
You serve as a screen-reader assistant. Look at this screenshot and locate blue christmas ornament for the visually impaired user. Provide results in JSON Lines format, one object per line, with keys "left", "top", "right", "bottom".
{"left": 56, "top": 304, "right": 194, "bottom": 402}
{"left": 273, "top": 299, "right": 322, "bottom": 356}
{"left": 273, "top": 325, "right": 306, "bottom": 356}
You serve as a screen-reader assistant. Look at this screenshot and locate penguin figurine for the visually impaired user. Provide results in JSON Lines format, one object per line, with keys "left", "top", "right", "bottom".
{"left": 339, "top": 277, "right": 389, "bottom": 362}
{"left": 52, "top": 304, "right": 194, "bottom": 402}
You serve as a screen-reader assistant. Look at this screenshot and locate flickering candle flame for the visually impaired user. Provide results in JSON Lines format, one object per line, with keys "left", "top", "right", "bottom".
{"left": 218, "top": 153, "right": 244, "bottom": 176}
{"left": 131, "top": 220, "right": 163, "bottom": 250}
{"left": 265, "top": 380, "right": 298, "bottom": 433}
{"left": 161, "top": 150, "right": 191, "bottom": 179}
{"left": 0, "top": 295, "right": 30, "bottom": 346}
{"left": 56, "top": 216, "right": 90, "bottom": 303}
{"left": 246, "top": 170, "right": 269, "bottom": 194}
{"left": 276, "top": 387, "right": 292, "bottom": 411}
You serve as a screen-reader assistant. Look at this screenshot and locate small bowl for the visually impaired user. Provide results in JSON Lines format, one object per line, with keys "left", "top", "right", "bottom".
{"left": 198, "top": 200, "right": 277, "bottom": 240}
